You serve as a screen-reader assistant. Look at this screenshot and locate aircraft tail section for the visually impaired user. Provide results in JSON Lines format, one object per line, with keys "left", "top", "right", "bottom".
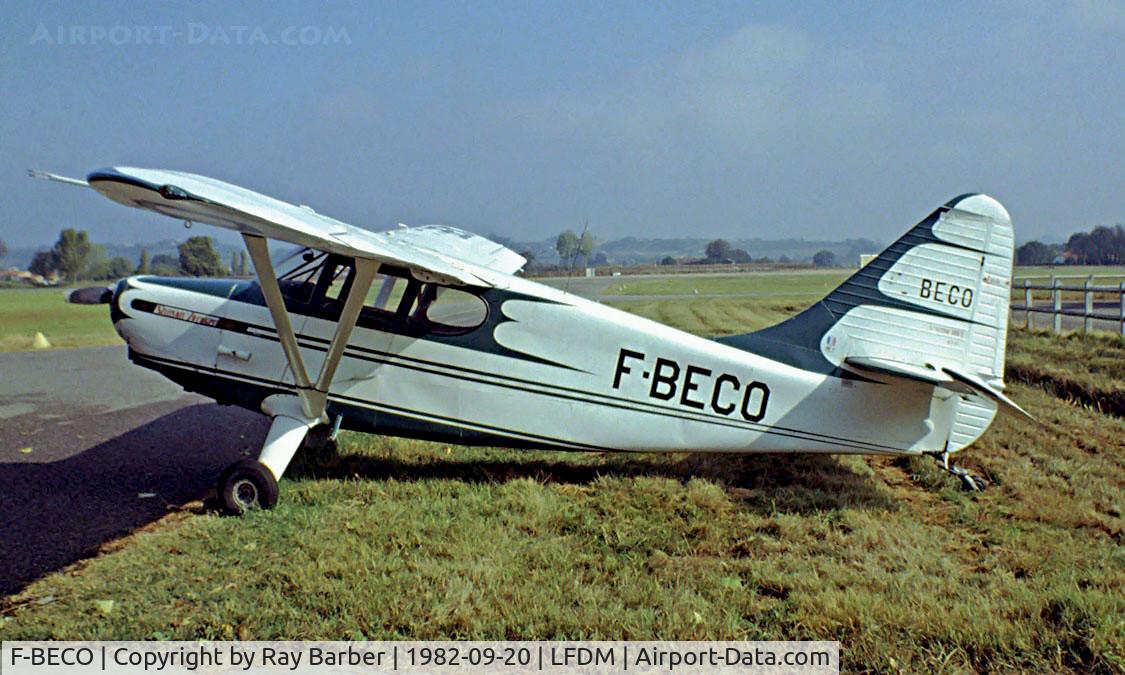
{"left": 716, "top": 193, "right": 1015, "bottom": 451}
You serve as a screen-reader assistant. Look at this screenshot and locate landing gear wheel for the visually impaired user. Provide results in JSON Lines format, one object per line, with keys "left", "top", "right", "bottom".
{"left": 217, "top": 459, "right": 279, "bottom": 515}
{"left": 952, "top": 468, "right": 988, "bottom": 492}
{"left": 931, "top": 452, "right": 988, "bottom": 492}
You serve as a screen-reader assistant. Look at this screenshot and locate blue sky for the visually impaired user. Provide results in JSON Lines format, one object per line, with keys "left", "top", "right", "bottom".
{"left": 1, "top": 0, "right": 1122, "bottom": 248}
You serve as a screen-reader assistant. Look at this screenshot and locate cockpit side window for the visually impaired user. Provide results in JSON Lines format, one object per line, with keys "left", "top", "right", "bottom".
{"left": 275, "top": 250, "right": 485, "bottom": 334}
{"left": 318, "top": 258, "right": 352, "bottom": 303}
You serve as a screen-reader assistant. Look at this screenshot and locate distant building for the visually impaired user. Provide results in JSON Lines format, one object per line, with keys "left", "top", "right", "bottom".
{"left": 0, "top": 267, "right": 55, "bottom": 286}
{"left": 858, "top": 254, "right": 878, "bottom": 268}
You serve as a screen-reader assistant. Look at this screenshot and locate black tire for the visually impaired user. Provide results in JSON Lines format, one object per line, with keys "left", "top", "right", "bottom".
{"left": 217, "top": 459, "right": 279, "bottom": 515}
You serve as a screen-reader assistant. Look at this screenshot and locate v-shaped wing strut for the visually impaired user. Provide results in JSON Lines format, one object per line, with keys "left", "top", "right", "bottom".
{"left": 241, "top": 233, "right": 378, "bottom": 492}
{"left": 241, "top": 233, "right": 377, "bottom": 423}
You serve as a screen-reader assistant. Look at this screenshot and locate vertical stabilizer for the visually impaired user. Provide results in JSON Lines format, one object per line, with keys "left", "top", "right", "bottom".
{"left": 718, "top": 194, "right": 1014, "bottom": 451}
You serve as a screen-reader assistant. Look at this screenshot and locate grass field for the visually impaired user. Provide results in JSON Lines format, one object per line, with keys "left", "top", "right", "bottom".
{"left": 602, "top": 269, "right": 852, "bottom": 298}
{"left": 0, "top": 287, "right": 121, "bottom": 351}
{"left": 604, "top": 265, "right": 1125, "bottom": 308}
{"left": 1, "top": 276, "right": 1123, "bottom": 672}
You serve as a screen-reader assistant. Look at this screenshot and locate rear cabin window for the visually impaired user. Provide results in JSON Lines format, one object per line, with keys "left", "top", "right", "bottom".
{"left": 417, "top": 285, "right": 488, "bottom": 332}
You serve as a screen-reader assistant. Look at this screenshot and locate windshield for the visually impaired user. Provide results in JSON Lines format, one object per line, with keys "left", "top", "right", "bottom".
{"left": 264, "top": 247, "right": 487, "bottom": 334}
{"left": 274, "top": 248, "right": 339, "bottom": 306}
{"left": 273, "top": 245, "right": 317, "bottom": 278}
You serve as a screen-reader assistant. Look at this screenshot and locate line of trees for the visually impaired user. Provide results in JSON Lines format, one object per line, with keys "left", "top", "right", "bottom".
{"left": 27, "top": 229, "right": 247, "bottom": 282}
{"left": 1017, "top": 224, "right": 1125, "bottom": 265}
{"left": 658, "top": 238, "right": 824, "bottom": 266}
{"left": 702, "top": 238, "right": 752, "bottom": 264}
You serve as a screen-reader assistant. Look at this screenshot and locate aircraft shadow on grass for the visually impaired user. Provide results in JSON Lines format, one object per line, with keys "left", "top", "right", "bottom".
{"left": 0, "top": 403, "right": 267, "bottom": 597}
{"left": 1, "top": 402, "right": 893, "bottom": 598}
{"left": 301, "top": 447, "right": 897, "bottom": 515}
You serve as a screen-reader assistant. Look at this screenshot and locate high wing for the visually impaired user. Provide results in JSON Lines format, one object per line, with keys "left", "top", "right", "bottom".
{"left": 84, "top": 167, "right": 525, "bottom": 285}
{"left": 32, "top": 166, "right": 529, "bottom": 490}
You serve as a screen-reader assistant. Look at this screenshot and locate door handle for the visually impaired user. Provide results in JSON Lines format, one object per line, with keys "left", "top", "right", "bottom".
{"left": 218, "top": 344, "right": 252, "bottom": 361}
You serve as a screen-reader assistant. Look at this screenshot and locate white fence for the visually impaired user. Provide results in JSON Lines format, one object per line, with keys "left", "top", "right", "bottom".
{"left": 1011, "top": 274, "right": 1125, "bottom": 334}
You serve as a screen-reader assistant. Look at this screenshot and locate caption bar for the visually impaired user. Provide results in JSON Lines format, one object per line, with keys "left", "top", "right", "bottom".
{"left": 2, "top": 641, "right": 838, "bottom": 674}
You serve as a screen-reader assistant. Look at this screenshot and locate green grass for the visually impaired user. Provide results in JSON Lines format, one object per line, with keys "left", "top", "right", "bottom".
{"left": 604, "top": 298, "right": 812, "bottom": 336}
{"left": 603, "top": 270, "right": 851, "bottom": 298}
{"left": 599, "top": 265, "right": 1125, "bottom": 313}
{"left": 2, "top": 280, "right": 1123, "bottom": 672}
{"left": 0, "top": 287, "right": 121, "bottom": 351}
{"left": 1005, "top": 331, "right": 1124, "bottom": 414}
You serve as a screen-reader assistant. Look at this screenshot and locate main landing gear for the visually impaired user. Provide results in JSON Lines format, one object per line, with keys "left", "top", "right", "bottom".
{"left": 214, "top": 239, "right": 375, "bottom": 515}
{"left": 215, "top": 395, "right": 335, "bottom": 515}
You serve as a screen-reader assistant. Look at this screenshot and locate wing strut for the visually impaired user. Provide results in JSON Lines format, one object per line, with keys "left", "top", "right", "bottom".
{"left": 239, "top": 234, "right": 378, "bottom": 502}
{"left": 314, "top": 257, "right": 378, "bottom": 395}
{"left": 240, "top": 235, "right": 378, "bottom": 421}
{"left": 241, "top": 234, "right": 319, "bottom": 419}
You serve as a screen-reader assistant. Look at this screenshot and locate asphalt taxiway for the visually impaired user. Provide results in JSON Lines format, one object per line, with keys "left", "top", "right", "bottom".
{"left": 0, "top": 346, "right": 267, "bottom": 595}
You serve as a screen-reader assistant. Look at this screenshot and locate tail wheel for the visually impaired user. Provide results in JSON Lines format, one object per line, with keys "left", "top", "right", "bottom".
{"left": 217, "top": 459, "right": 279, "bottom": 515}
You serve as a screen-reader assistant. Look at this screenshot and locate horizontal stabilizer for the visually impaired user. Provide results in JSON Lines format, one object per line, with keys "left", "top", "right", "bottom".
{"left": 941, "top": 366, "right": 1036, "bottom": 422}
{"left": 843, "top": 356, "right": 1035, "bottom": 421}
{"left": 843, "top": 356, "right": 956, "bottom": 388}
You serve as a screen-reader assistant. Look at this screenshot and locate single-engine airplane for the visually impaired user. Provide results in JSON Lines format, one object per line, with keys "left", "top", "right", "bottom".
{"left": 32, "top": 167, "right": 1029, "bottom": 515}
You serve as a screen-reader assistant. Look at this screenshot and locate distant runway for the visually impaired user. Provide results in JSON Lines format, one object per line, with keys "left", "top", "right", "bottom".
{"left": 0, "top": 346, "right": 267, "bottom": 596}
{"left": 535, "top": 275, "right": 614, "bottom": 299}
{"left": 535, "top": 269, "right": 842, "bottom": 302}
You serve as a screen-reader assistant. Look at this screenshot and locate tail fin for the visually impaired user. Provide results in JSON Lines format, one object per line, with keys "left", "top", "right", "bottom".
{"left": 717, "top": 193, "right": 1014, "bottom": 451}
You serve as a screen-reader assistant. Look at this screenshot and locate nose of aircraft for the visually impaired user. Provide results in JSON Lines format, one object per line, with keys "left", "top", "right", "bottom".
{"left": 109, "top": 277, "right": 132, "bottom": 325}
{"left": 64, "top": 277, "right": 137, "bottom": 344}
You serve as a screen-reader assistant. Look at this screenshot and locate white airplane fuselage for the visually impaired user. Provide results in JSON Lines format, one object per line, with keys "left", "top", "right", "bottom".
{"left": 33, "top": 163, "right": 1013, "bottom": 511}
{"left": 109, "top": 271, "right": 950, "bottom": 457}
